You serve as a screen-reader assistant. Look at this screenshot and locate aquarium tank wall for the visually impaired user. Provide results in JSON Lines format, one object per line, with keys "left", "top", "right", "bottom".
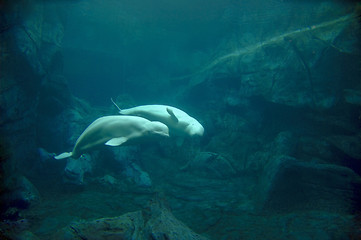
{"left": 0, "top": 0, "right": 360, "bottom": 239}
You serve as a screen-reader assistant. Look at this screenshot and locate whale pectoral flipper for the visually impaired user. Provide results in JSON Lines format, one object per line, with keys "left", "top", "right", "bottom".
{"left": 166, "top": 107, "right": 179, "bottom": 123}
{"left": 54, "top": 152, "right": 72, "bottom": 160}
{"left": 105, "top": 137, "right": 128, "bottom": 146}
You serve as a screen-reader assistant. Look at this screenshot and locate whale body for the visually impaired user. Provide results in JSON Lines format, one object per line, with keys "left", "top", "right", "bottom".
{"left": 55, "top": 115, "right": 169, "bottom": 160}
{"left": 112, "top": 101, "right": 204, "bottom": 137}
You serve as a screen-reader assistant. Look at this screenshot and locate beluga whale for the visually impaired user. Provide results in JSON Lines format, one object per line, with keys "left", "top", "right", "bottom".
{"left": 54, "top": 115, "right": 169, "bottom": 160}
{"left": 111, "top": 99, "right": 204, "bottom": 137}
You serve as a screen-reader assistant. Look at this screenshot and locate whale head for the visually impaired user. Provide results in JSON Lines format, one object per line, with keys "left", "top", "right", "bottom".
{"left": 186, "top": 120, "right": 204, "bottom": 137}
{"left": 145, "top": 121, "right": 170, "bottom": 138}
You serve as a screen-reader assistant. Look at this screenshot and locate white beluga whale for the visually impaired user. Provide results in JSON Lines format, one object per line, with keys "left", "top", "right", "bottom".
{"left": 111, "top": 99, "right": 204, "bottom": 137}
{"left": 54, "top": 115, "right": 169, "bottom": 160}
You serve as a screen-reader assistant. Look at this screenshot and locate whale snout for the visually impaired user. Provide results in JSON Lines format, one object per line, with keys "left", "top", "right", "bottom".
{"left": 158, "top": 131, "right": 170, "bottom": 137}
{"left": 149, "top": 121, "right": 170, "bottom": 137}
{"left": 188, "top": 122, "right": 204, "bottom": 137}
{"left": 193, "top": 127, "right": 204, "bottom": 137}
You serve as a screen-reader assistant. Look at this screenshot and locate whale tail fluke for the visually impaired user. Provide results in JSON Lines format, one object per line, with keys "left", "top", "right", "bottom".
{"left": 54, "top": 152, "right": 72, "bottom": 160}
{"left": 111, "top": 98, "right": 122, "bottom": 113}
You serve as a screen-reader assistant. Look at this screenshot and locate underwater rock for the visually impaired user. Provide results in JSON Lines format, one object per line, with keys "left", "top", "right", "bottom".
{"left": 142, "top": 198, "right": 209, "bottom": 240}
{"left": 245, "top": 131, "right": 296, "bottom": 172}
{"left": 343, "top": 89, "right": 361, "bottom": 105}
{"left": 14, "top": 176, "right": 41, "bottom": 208}
{"left": 113, "top": 147, "right": 153, "bottom": 187}
{"left": 54, "top": 198, "right": 208, "bottom": 240}
{"left": 1, "top": 176, "right": 40, "bottom": 225}
{"left": 211, "top": 210, "right": 358, "bottom": 240}
{"left": 181, "top": 152, "right": 237, "bottom": 179}
{"left": 36, "top": 96, "right": 93, "bottom": 154}
{"left": 263, "top": 160, "right": 361, "bottom": 213}
{"left": 297, "top": 136, "right": 334, "bottom": 162}
{"left": 12, "top": 0, "right": 64, "bottom": 75}
{"left": 113, "top": 146, "right": 138, "bottom": 164}
{"left": 0, "top": 0, "right": 70, "bottom": 207}
{"left": 182, "top": 12, "right": 359, "bottom": 110}
{"left": 223, "top": 91, "right": 243, "bottom": 107}
{"left": 162, "top": 170, "right": 254, "bottom": 233}
{"left": 256, "top": 131, "right": 361, "bottom": 214}
{"left": 271, "top": 131, "right": 296, "bottom": 156}
{"left": 2, "top": 176, "right": 41, "bottom": 210}
{"left": 112, "top": 147, "right": 152, "bottom": 187}
{"left": 123, "top": 163, "right": 152, "bottom": 187}
{"left": 15, "top": 231, "right": 39, "bottom": 240}
{"left": 0, "top": 220, "right": 36, "bottom": 240}
{"left": 56, "top": 211, "right": 144, "bottom": 240}
{"left": 327, "top": 134, "right": 361, "bottom": 160}
{"left": 37, "top": 75, "right": 73, "bottom": 116}
{"left": 92, "top": 174, "right": 127, "bottom": 191}
{"left": 101, "top": 174, "right": 118, "bottom": 185}
{"left": 63, "top": 154, "right": 93, "bottom": 185}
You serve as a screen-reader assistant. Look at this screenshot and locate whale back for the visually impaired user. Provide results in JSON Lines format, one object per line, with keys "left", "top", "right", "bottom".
{"left": 119, "top": 105, "right": 204, "bottom": 137}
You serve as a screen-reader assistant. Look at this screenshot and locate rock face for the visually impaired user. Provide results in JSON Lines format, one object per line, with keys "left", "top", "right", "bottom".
{"left": 142, "top": 199, "right": 209, "bottom": 240}
{"left": 327, "top": 134, "right": 361, "bottom": 160}
{"left": 263, "top": 160, "right": 361, "bottom": 213}
{"left": 63, "top": 154, "right": 93, "bottom": 185}
{"left": 58, "top": 211, "right": 144, "bottom": 240}
{"left": 180, "top": 152, "right": 237, "bottom": 179}
{"left": 0, "top": 175, "right": 41, "bottom": 220}
{"left": 123, "top": 162, "right": 152, "bottom": 187}
{"left": 182, "top": 9, "right": 360, "bottom": 110}
{"left": 55, "top": 198, "right": 209, "bottom": 240}
{"left": 0, "top": 0, "right": 85, "bottom": 220}
{"left": 153, "top": 127, "right": 361, "bottom": 237}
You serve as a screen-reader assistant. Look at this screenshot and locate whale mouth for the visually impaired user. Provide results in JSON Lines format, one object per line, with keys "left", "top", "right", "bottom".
{"left": 159, "top": 132, "right": 170, "bottom": 137}
{"left": 154, "top": 130, "right": 169, "bottom": 137}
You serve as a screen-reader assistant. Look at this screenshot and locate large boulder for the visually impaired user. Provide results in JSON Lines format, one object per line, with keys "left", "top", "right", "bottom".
{"left": 142, "top": 199, "right": 209, "bottom": 240}
{"left": 0, "top": 175, "right": 41, "bottom": 220}
{"left": 0, "top": 0, "right": 69, "bottom": 216}
{"left": 182, "top": 8, "right": 360, "bottom": 110}
{"left": 180, "top": 151, "right": 237, "bottom": 179}
{"left": 57, "top": 211, "right": 144, "bottom": 240}
{"left": 54, "top": 198, "right": 209, "bottom": 240}
{"left": 327, "top": 134, "right": 361, "bottom": 160}
{"left": 63, "top": 154, "right": 93, "bottom": 185}
{"left": 263, "top": 160, "right": 361, "bottom": 213}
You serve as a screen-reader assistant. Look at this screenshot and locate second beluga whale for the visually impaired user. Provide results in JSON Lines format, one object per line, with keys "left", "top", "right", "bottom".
{"left": 111, "top": 99, "right": 204, "bottom": 137}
